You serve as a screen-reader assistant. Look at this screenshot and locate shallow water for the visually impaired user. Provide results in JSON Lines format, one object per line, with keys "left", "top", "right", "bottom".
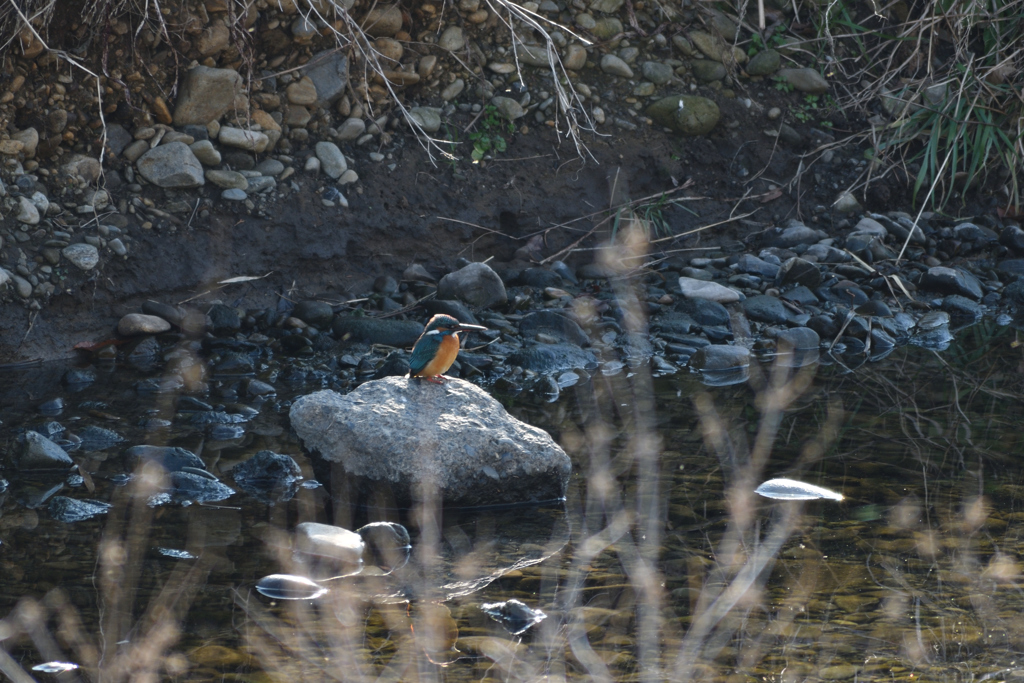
{"left": 2, "top": 322, "right": 1024, "bottom": 683}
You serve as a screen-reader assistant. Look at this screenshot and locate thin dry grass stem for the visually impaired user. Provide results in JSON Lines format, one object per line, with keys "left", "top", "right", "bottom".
{"left": 483, "top": 0, "right": 598, "bottom": 160}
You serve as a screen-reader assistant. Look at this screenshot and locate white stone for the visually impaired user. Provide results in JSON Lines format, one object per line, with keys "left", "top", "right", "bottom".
{"left": 304, "top": 156, "right": 321, "bottom": 173}
{"left": 16, "top": 196, "right": 39, "bottom": 224}
{"left": 294, "top": 522, "right": 365, "bottom": 566}
{"left": 218, "top": 127, "right": 270, "bottom": 153}
{"left": 62, "top": 243, "right": 100, "bottom": 271}
{"left": 315, "top": 141, "right": 347, "bottom": 179}
{"left": 678, "top": 276, "right": 741, "bottom": 303}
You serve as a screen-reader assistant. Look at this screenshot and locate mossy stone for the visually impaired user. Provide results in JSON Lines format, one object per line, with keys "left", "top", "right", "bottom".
{"left": 691, "top": 59, "right": 726, "bottom": 82}
{"left": 746, "top": 48, "right": 780, "bottom": 76}
{"left": 647, "top": 95, "right": 721, "bottom": 136}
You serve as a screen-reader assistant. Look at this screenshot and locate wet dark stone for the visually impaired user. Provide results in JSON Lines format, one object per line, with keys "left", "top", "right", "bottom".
{"left": 76, "top": 426, "right": 124, "bottom": 452}
{"left": 31, "top": 421, "right": 65, "bottom": 439}
{"left": 153, "top": 471, "right": 235, "bottom": 506}
{"left": 519, "top": 267, "right": 565, "bottom": 289}
{"left": 764, "top": 223, "right": 826, "bottom": 248}
{"left": 127, "top": 337, "right": 161, "bottom": 371}
{"left": 38, "top": 398, "right": 64, "bottom": 416}
{"left": 293, "top": 300, "right": 335, "bottom": 328}
{"left": 481, "top": 599, "right": 547, "bottom": 635}
{"left": 676, "top": 297, "right": 730, "bottom": 326}
{"left": 374, "top": 351, "right": 411, "bottom": 379}
{"left": 690, "top": 344, "right": 750, "bottom": 371}
{"left": 780, "top": 286, "right": 820, "bottom": 307}
{"left": 736, "top": 254, "right": 780, "bottom": 279}
{"left": 652, "top": 312, "right": 695, "bottom": 336}
{"left": 357, "top": 521, "right": 411, "bottom": 571}
{"left": 332, "top": 316, "right": 424, "bottom": 346}
{"left": 214, "top": 352, "right": 256, "bottom": 375}
{"left": 207, "top": 304, "right": 241, "bottom": 336}
{"left": 232, "top": 450, "right": 302, "bottom": 504}
{"left": 870, "top": 327, "right": 897, "bottom": 349}
{"left": 941, "top": 294, "right": 984, "bottom": 323}
{"left": 177, "top": 396, "right": 214, "bottom": 412}
{"left": 279, "top": 335, "right": 312, "bottom": 354}
{"left": 807, "top": 314, "right": 841, "bottom": 339}
{"left": 1000, "top": 225, "right": 1024, "bottom": 253}
{"left": 820, "top": 281, "right": 869, "bottom": 305}
{"left": 508, "top": 343, "right": 598, "bottom": 374}
{"left": 856, "top": 300, "right": 892, "bottom": 317}
{"left": 550, "top": 261, "right": 578, "bottom": 284}
{"left": 209, "top": 424, "right": 245, "bottom": 440}
{"left": 48, "top": 496, "right": 111, "bottom": 523}
{"left": 729, "top": 274, "right": 762, "bottom": 289}
{"left": 189, "top": 410, "right": 248, "bottom": 426}
{"left": 742, "top": 294, "right": 790, "bottom": 324}
{"left": 1004, "top": 279, "right": 1024, "bottom": 309}
{"left": 776, "top": 326, "right": 820, "bottom": 350}
{"left": 953, "top": 222, "right": 998, "bottom": 243}
{"left": 702, "top": 326, "right": 733, "bottom": 342}
{"left": 421, "top": 300, "right": 478, "bottom": 325}
{"left": 124, "top": 445, "right": 206, "bottom": 473}
{"left": 519, "top": 311, "right": 590, "bottom": 347}
{"left": 222, "top": 151, "right": 255, "bottom": 170}
{"left": 247, "top": 379, "right": 276, "bottom": 397}
{"left": 374, "top": 275, "right": 399, "bottom": 294}
{"left": 777, "top": 257, "right": 822, "bottom": 288}
{"left": 18, "top": 431, "right": 73, "bottom": 470}
{"left": 804, "top": 244, "right": 850, "bottom": 262}
{"left": 920, "top": 266, "right": 983, "bottom": 300}
{"left": 997, "top": 259, "right": 1024, "bottom": 281}
{"left": 62, "top": 367, "right": 96, "bottom": 388}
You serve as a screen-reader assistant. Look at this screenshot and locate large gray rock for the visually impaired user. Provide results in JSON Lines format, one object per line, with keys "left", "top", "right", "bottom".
{"left": 299, "top": 50, "right": 350, "bottom": 106}
{"left": 173, "top": 66, "right": 244, "bottom": 125}
{"left": 289, "top": 379, "right": 571, "bottom": 506}
{"left": 438, "top": 262, "right": 507, "bottom": 309}
{"left": 136, "top": 142, "right": 205, "bottom": 188}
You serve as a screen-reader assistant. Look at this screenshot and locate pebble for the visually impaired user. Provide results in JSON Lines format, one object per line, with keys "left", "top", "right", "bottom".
{"left": 678, "top": 276, "right": 741, "bottom": 303}
{"left": 219, "top": 127, "right": 270, "bottom": 152}
{"left": 222, "top": 188, "right": 247, "bottom": 201}
{"left": 206, "top": 170, "right": 249, "bottom": 190}
{"left": 16, "top": 196, "right": 39, "bottom": 224}
{"left": 778, "top": 67, "right": 830, "bottom": 94}
{"left": 315, "top": 141, "right": 347, "bottom": 179}
{"left": 118, "top": 313, "right": 172, "bottom": 336}
{"left": 62, "top": 243, "right": 100, "bottom": 271}
{"left": 600, "top": 54, "right": 634, "bottom": 78}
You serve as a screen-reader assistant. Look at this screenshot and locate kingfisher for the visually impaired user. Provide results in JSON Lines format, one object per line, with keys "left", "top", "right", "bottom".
{"left": 408, "top": 314, "right": 487, "bottom": 384}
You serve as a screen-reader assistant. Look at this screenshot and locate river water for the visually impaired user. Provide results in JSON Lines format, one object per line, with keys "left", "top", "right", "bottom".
{"left": 1, "top": 321, "right": 1023, "bottom": 683}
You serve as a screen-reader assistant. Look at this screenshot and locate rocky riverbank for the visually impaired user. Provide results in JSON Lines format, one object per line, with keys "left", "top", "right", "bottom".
{"left": 0, "top": 0, "right": 1016, "bottom": 366}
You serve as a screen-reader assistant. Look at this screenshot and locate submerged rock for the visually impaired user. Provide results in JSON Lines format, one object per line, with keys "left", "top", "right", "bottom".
{"left": 124, "top": 445, "right": 206, "bottom": 473}
{"left": 289, "top": 378, "right": 572, "bottom": 506}
{"left": 231, "top": 450, "right": 303, "bottom": 503}
{"left": 48, "top": 496, "right": 112, "bottom": 522}
{"left": 18, "top": 431, "right": 73, "bottom": 470}
{"left": 507, "top": 343, "right": 598, "bottom": 375}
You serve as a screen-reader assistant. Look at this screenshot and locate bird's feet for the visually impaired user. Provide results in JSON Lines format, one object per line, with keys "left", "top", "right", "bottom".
{"left": 425, "top": 375, "right": 447, "bottom": 384}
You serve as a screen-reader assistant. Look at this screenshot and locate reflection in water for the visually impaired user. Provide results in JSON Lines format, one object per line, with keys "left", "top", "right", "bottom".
{"left": 1, "top": 323, "right": 1024, "bottom": 681}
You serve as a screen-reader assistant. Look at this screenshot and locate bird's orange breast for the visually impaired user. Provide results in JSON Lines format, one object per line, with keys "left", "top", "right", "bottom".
{"left": 416, "top": 333, "right": 460, "bottom": 377}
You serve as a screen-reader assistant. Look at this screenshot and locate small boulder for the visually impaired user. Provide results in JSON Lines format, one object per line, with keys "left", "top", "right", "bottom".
{"left": 332, "top": 316, "right": 424, "bottom": 346}
{"left": 136, "top": 142, "right": 205, "bottom": 188}
{"left": 438, "top": 262, "right": 508, "bottom": 309}
{"left": 173, "top": 66, "right": 244, "bottom": 125}
{"left": 118, "top": 313, "right": 172, "bottom": 336}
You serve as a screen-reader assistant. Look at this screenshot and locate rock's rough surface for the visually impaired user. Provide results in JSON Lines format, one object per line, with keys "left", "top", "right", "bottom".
{"left": 136, "top": 142, "right": 205, "bottom": 188}
{"left": 438, "top": 262, "right": 508, "bottom": 308}
{"left": 173, "top": 66, "right": 244, "bottom": 125}
{"left": 289, "top": 378, "right": 572, "bottom": 506}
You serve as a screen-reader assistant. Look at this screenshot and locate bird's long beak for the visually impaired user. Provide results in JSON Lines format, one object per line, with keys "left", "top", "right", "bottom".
{"left": 454, "top": 323, "right": 487, "bottom": 332}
